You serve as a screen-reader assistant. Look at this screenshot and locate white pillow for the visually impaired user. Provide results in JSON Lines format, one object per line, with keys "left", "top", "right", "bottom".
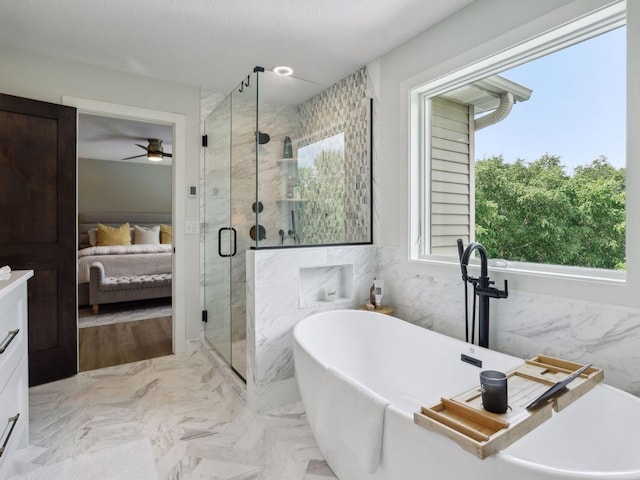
{"left": 88, "top": 228, "right": 99, "bottom": 246}
{"left": 134, "top": 225, "right": 160, "bottom": 245}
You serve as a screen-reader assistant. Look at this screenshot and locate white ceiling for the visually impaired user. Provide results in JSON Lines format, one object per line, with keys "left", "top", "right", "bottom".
{"left": 78, "top": 114, "right": 173, "bottom": 166}
{"left": 0, "top": 0, "right": 475, "bottom": 161}
{"left": 0, "top": 0, "right": 474, "bottom": 91}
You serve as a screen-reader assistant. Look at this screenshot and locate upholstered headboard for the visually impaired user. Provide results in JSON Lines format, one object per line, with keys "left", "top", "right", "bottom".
{"left": 78, "top": 212, "right": 172, "bottom": 249}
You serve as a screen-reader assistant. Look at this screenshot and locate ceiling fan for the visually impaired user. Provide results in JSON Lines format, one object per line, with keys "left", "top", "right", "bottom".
{"left": 123, "top": 138, "right": 172, "bottom": 162}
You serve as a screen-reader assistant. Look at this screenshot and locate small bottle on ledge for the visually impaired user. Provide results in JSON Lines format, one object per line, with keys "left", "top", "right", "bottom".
{"left": 369, "top": 277, "right": 376, "bottom": 307}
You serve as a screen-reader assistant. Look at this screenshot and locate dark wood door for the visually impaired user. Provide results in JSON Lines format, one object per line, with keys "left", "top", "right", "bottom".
{"left": 0, "top": 93, "right": 77, "bottom": 386}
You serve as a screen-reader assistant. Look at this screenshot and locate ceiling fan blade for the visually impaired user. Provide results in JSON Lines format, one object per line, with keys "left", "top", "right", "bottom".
{"left": 135, "top": 143, "right": 150, "bottom": 152}
{"left": 163, "top": 152, "right": 173, "bottom": 158}
{"left": 122, "top": 154, "right": 147, "bottom": 160}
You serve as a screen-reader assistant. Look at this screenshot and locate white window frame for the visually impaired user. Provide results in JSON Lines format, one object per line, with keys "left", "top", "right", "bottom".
{"left": 408, "top": 2, "right": 631, "bottom": 298}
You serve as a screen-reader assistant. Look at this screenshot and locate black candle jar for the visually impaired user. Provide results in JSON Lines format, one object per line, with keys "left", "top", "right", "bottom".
{"left": 480, "top": 370, "right": 508, "bottom": 414}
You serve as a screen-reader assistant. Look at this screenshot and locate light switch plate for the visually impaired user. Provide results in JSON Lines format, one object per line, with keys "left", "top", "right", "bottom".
{"left": 185, "top": 221, "right": 199, "bottom": 235}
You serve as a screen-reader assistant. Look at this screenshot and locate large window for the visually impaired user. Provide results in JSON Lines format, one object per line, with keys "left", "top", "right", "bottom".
{"left": 412, "top": 4, "right": 626, "bottom": 278}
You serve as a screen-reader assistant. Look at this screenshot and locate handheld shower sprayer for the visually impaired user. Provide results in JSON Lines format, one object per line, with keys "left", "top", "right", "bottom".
{"left": 457, "top": 239, "right": 470, "bottom": 343}
{"left": 290, "top": 210, "right": 298, "bottom": 244}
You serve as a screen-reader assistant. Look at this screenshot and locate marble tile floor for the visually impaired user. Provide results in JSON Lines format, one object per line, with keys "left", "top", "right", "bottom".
{"left": 201, "top": 338, "right": 247, "bottom": 381}
{"left": 26, "top": 341, "right": 338, "bottom": 480}
{"left": 78, "top": 298, "right": 173, "bottom": 328}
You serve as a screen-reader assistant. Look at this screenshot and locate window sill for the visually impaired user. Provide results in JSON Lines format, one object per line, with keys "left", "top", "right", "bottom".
{"left": 409, "top": 254, "right": 632, "bottom": 308}
{"left": 414, "top": 254, "right": 625, "bottom": 284}
{"left": 486, "top": 260, "right": 625, "bottom": 284}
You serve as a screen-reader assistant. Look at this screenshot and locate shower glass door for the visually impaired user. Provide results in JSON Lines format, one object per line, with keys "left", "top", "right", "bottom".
{"left": 228, "top": 74, "right": 257, "bottom": 379}
{"left": 203, "top": 72, "right": 258, "bottom": 380}
{"left": 204, "top": 93, "right": 232, "bottom": 364}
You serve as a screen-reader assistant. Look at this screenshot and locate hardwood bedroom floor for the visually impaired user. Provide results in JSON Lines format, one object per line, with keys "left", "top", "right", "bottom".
{"left": 79, "top": 316, "right": 173, "bottom": 371}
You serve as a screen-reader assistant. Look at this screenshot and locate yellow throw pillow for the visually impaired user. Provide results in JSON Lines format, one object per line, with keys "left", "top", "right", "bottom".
{"left": 160, "top": 224, "right": 172, "bottom": 245}
{"left": 97, "top": 222, "right": 131, "bottom": 246}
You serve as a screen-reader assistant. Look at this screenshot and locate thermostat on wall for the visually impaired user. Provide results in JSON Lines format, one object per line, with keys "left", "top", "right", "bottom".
{"left": 188, "top": 184, "right": 197, "bottom": 197}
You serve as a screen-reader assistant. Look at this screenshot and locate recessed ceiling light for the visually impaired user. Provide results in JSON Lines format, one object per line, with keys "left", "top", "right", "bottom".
{"left": 273, "top": 66, "right": 293, "bottom": 76}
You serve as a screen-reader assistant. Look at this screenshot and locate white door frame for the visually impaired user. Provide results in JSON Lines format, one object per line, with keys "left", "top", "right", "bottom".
{"left": 63, "top": 96, "right": 187, "bottom": 357}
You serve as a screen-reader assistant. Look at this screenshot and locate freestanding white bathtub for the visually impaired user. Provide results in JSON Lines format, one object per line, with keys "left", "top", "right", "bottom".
{"left": 293, "top": 309, "right": 640, "bottom": 480}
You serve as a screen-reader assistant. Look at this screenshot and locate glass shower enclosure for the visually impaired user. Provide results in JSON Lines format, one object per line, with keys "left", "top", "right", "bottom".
{"left": 204, "top": 66, "right": 372, "bottom": 379}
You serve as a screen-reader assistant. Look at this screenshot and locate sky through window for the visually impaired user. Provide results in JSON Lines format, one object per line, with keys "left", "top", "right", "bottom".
{"left": 474, "top": 26, "right": 626, "bottom": 173}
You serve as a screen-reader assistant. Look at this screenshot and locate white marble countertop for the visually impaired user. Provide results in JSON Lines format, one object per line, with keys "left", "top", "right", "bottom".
{"left": 0, "top": 270, "right": 33, "bottom": 299}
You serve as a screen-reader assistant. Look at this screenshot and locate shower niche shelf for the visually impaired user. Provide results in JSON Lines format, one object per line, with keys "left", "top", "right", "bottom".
{"left": 298, "top": 263, "right": 354, "bottom": 308}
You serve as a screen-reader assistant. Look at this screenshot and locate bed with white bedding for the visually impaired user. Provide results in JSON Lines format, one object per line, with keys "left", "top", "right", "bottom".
{"left": 77, "top": 212, "right": 172, "bottom": 306}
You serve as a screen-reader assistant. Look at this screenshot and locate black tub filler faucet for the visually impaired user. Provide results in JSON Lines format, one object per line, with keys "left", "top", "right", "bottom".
{"left": 457, "top": 239, "right": 509, "bottom": 349}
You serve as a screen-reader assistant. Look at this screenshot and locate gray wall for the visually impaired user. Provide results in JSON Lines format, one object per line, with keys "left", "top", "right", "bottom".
{"left": 0, "top": 45, "right": 202, "bottom": 342}
{"left": 78, "top": 158, "right": 172, "bottom": 214}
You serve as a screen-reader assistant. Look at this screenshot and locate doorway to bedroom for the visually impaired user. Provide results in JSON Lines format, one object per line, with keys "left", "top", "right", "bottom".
{"left": 76, "top": 113, "right": 174, "bottom": 371}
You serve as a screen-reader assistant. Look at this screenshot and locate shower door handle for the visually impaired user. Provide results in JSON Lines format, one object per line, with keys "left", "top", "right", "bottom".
{"left": 218, "top": 227, "right": 237, "bottom": 257}
{"left": 218, "top": 227, "right": 232, "bottom": 257}
{"left": 230, "top": 227, "right": 237, "bottom": 257}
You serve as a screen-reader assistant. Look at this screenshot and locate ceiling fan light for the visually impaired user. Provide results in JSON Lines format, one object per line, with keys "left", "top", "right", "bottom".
{"left": 147, "top": 138, "right": 164, "bottom": 162}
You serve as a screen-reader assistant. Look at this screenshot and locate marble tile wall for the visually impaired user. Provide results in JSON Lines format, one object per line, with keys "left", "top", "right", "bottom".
{"left": 298, "top": 264, "right": 354, "bottom": 308}
{"left": 246, "top": 245, "right": 377, "bottom": 413}
{"left": 245, "top": 243, "right": 639, "bottom": 420}
{"left": 255, "top": 101, "right": 300, "bottom": 248}
{"left": 376, "top": 246, "right": 640, "bottom": 396}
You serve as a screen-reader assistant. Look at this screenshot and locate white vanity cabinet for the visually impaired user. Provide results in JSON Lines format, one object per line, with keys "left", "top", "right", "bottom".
{"left": 0, "top": 270, "right": 32, "bottom": 477}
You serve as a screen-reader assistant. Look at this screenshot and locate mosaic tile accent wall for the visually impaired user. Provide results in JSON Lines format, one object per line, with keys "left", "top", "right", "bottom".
{"left": 296, "top": 67, "right": 371, "bottom": 243}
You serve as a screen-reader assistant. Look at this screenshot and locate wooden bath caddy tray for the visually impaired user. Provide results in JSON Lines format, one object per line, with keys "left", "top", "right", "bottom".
{"left": 413, "top": 355, "right": 603, "bottom": 459}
